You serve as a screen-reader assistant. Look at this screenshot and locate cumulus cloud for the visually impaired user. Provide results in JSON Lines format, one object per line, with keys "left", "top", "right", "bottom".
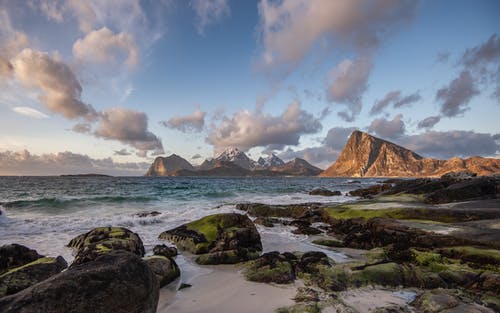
{"left": 326, "top": 57, "right": 372, "bottom": 121}
{"left": 162, "top": 108, "right": 206, "bottom": 132}
{"left": 0, "top": 10, "right": 30, "bottom": 59}
{"left": 11, "top": 106, "right": 49, "bottom": 119}
{"left": 399, "top": 130, "right": 499, "bottom": 159}
{"left": 417, "top": 116, "right": 441, "bottom": 129}
{"left": 0, "top": 149, "right": 149, "bottom": 176}
{"left": 370, "top": 90, "right": 421, "bottom": 115}
{"left": 461, "top": 34, "right": 500, "bottom": 69}
{"left": 10, "top": 49, "right": 97, "bottom": 120}
{"left": 191, "top": 0, "right": 230, "bottom": 35}
{"left": 207, "top": 101, "right": 322, "bottom": 153}
{"left": 436, "top": 70, "right": 478, "bottom": 117}
{"left": 73, "top": 27, "right": 139, "bottom": 69}
{"left": 368, "top": 114, "right": 406, "bottom": 139}
{"left": 94, "top": 107, "right": 164, "bottom": 157}
{"left": 323, "top": 127, "right": 358, "bottom": 150}
{"left": 257, "top": 0, "right": 417, "bottom": 72}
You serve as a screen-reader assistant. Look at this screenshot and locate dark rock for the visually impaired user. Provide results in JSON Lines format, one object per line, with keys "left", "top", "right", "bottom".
{"left": 441, "top": 170, "right": 477, "bottom": 181}
{"left": 153, "top": 244, "right": 177, "bottom": 258}
{"left": 0, "top": 251, "right": 159, "bottom": 313}
{"left": 348, "top": 183, "right": 392, "bottom": 198}
{"left": 0, "top": 256, "right": 67, "bottom": 297}
{"left": 309, "top": 189, "right": 341, "bottom": 196}
{"left": 135, "top": 211, "right": 161, "bottom": 218}
{"left": 67, "top": 226, "right": 145, "bottom": 266}
{"left": 244, "top": 251, "right": 295, "bottom": 284}
{"left": 178, "top": 283, "right": 191, "bottom": 290}
{"left": 425, "top": 176, "right": 500, "bottom": 204}
{"left": 144, "top": 256, "right": 179, "bottom": 287}
{"left": 0, "top": 244, "right": 44, "bottom": 275}
{"left": 292, "top": 225, "right": 323, "bottom": 235}
{"left": 411, "top": 289, "right": 495, "bottom": 313}
{"left": 298, "top": 251, "right": 330, "bottom": 273}
{"left": 159, "top": 213, "right": 262, "bottom": 264}
{"left": 253, "top": 217, "right": 278, "bottom": 227}
{"left": 311, "top": 238, "right": 344, "bottom": 248}
{"left": 236, "top": 203, "right": 321, "bottom": 219}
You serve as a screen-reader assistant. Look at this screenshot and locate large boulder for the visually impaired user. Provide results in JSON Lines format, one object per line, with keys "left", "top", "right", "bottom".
{"left": 0, "top": 244, "right": 44, "bottom": 275}
{"left": 143, "top": 256, "right": 180, "bottom": 287}
{"left": 159, "top": 213, "right": 262, "bottom": 264}
{"left": 244, "top": 251, "right": 297, "bottom": 284}
{"left": 309, "top": 188, "right": 341, "bottom": 196}
{"left": 67, "top": 227, "right": 145, "bottom": 265}
{"left": 0, "top": 256, "right": 67, "bottom": 297}
{"left": 0, "top": 251, "right": 159, "bottom": 313}
{"left": 349, "top": 183, "right": 392, "bottom": 198}
{"left": 152, "top": 244, "right": 177, "bottom": 258}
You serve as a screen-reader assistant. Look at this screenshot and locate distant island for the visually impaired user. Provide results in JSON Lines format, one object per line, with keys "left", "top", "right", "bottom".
{"left": 145, "top": 130, "right": 500, "bottom": 177}
{"left": 59, "top": 174, "right": 113, "bottom": 177}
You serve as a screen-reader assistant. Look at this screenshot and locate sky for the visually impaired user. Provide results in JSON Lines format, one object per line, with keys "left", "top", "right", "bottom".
{"left": 0, "top": 0, "right": 499, "bottom": 176}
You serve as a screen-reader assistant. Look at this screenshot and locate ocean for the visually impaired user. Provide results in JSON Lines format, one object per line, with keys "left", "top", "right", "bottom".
{"left": 0, "top": 176, "right": 378, "bottom": 265}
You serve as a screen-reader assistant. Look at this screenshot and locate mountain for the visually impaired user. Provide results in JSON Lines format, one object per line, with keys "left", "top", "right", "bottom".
{"left": 174, "top": 160, "right": 253, "bottom": 177}
{"left": 271, "top": 158, "right": 323, "bottom": 176}
{"left": 145, "top": 154, "right": 194, "bottom": 176}
{"left": 320, "top": 130, "right": 500, "bottom": 177}
{"left": 256, "top": 154, "right": 285, "bottom": 168}
{"left": 200, "top": 147, "right": 256, "bottom": 170}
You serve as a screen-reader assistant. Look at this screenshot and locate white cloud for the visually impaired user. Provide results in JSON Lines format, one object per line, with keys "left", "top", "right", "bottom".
{"left": 257, "top": 0, "right": 417, "bottom": 72}
{"left": 94, "top": 107, "right": 164, "bottom": 157}
{"left": 73, "top": 27, "right": 139, "bottom": 69}
{"left": 11, "top": 106, "right": 49, "bottom": 119}
{"left": 207, "top": 101, "right": 322, "bottom": 153}
{"left": 162, "top": 108, "right": 206, "bottom": 132}
{"left": 10, "top": 49, "right": 97, "bottom": 120}
{"left": 368, "top": 114, "right": 406, "bottom": 139}
{"left": 326, "top": 57, "right": 372, "bottom": 121}
{"left": 191, "top": 0, "right": 231, "bottom": 35}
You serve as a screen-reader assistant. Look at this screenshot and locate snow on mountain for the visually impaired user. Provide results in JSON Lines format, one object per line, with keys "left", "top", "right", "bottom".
{"left": 257, "top": 154, "right": 285, "bottom": 168}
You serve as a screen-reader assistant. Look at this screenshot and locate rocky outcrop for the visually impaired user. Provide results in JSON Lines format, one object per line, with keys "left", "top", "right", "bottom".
{"left": 320, "top": 130, "right": 500, "bottom": 177}
{"left": 0, "top": 244, "right": 44, "bottom": 275}
{"left": 143, "top": 255, "right": 179, "bottom": 287}
{"left": 159, "top": 213, "right": 262, "bottom": 264}
{"left": 0, "top": 256, "right": 67, "bottom": 297}
{"left": 309, "top": 188, "right": 341, "bottom": 196}
{"left": 67, "top": 227, "right": 145, "bottom": 265}
{"left": 153, "top": 244, "right": 177, "bottom": 258}
{"left": 0, "top": 251, "right": 159, "bottom": 313}
{"left": 145, "top": 154, "right": 194, "bottom": 176}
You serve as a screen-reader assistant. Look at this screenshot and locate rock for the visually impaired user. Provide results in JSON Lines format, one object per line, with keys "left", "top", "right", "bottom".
{"left": 0, "top": 251, "right": 159, "bottom": 313}
{"left": 178, "top": 283, "right": 191, "bottom": 290}
{"left": 309, "top": 189, "right": 341, "bottom": 196}
{"left": 135, "top": 211, "right": 161, "bottom": 218}
{"left": 472, "top": 272, "right": 500, "bottom": 296}
{"left": 298, "top": 251, "right": 330, "bottom": 273}
{"left": 153, "top": 244, "right": 177, "bottom": 258}
{"left": 348, "top": 183, "right": 393, "bottom": 198}
{"left": 253, "top": 217, "right": 278, "bottom": 227}
{"left": 373, "top": 305, "right": 412, "bottom": 313}
{"left": 144, "top": 256, "right": 179, "bottom": 287}
{"left": 412, "top": 289, "right": 495, "bottom": 313}
{"left": 311, "top": 238, "right": 344, "bottom": 248}
{"left": 159, "top": 213, "right": 262, "bottom": 264}
{"left": 0, "top": 244, "right": 44, "bottom": 275}
{"left": 67, "top": 226, "right": 145, "bottom": 265}
{"left": 441, "top": 170, "right": 477, "bottom": 181}
{"left": 244, "top": 251, "right": 296, "bottom": 284}
{"left": 0, "top": 256, "right": 67, "bottom": 297}
{"left": 425, "top": 176, "right": 500, "bottom": 204}
{"left": 236, "top": 203, "right": 321, "bottom": 219}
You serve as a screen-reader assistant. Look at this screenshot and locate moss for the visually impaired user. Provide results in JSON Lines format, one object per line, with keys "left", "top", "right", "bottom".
{"left": 364, "top": 248, "right": 387, "bottom": 263}
{"left": 351, "top": 262, "right": 402, "bottom": 287}
{"left": 482, "top": 296, "right": 500, "bottom": 311}
{"left": 95, "top": 244, "right": 111, "bottom": 253}
{"left": 0, "top": 257, "right": 56, "bottom": 277}
{"left": 439, "top": 246, "right": 500, "bottom": 271}
{"left": 312, "top": 239, "right": 344, "bottom": 248}
{"left": 324, "top": 206, "right": 410, "bottom": 220}
{"left": 244, "top": 260, "right": 294, "bottom": 284}
{"left": 298, "top": 264, "right": 350, "bottom": 291}
{"left": 186, "top": 214, "right": 229, "bottom": 243}
{"left": 196, "top": 250, "right": 241, "bottom": 265}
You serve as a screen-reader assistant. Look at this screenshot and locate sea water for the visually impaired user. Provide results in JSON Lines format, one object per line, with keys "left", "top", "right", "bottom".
{"left": 0, "top": 176, "right": 378, "bottom": 264}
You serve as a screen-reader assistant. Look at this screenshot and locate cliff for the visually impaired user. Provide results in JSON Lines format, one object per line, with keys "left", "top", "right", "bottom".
{"left": 145, "top": 154, "right": 194, "bottom": 177}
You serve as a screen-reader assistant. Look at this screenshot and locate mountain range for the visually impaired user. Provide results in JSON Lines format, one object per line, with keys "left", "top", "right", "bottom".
{"left": 145, "top": 147, "right": 322, "bottom": 177}
{"left": 146, "top": 131, "right": 499, "bottom": 177}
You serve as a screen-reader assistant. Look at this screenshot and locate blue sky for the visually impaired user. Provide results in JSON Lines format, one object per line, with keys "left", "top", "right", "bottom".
{"left": 0, "top": 0, "right": 499, "bottom": 175}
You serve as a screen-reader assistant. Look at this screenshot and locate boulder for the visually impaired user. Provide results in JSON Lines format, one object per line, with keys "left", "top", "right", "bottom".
{"left": 144, "top": 256, "right": 179, "bottom": 287}
{"left": 0, "top": 244, "right": 44, "bottom": 275}
{"left": 0, "top": 256, "right": 67, "bottom": 297}
{"left": 253, "top": 217, "right": 278, "bottom": 227}
{"left": 412, "top": 289, "right": 495, "bottom": 313}
{"left": 244, "top": 251, "right": 296, "bottom": 284}
{"left": 153, "top": 244, "right": 177, "bottom": 258}
{"left": 441, "top": 170, "right": 477, "bottom": 181}
{"left": 309, "top": 189, "right": 341, "bottom": 196}
{"left": 0, "top": 251, "right": 159, "bottom": 313}
{"left": 236, "top": 203, "right": 322, "bottom": 219}
{"left": 159, "top": 213, "right": 262, "bottom": 264}
{"left": 134, "top": 211, "right": 161, "bottom": 218}
{"left": 67, "top": 227, "right": 145, "bottom": 265}
{"left": 348, "top": 183, "right": 392, "bottom": 198}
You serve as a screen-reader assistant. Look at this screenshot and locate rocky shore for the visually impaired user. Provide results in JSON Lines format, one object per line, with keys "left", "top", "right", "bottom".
{"left": 1, "top": 173, "right": 499, "bottom": 312}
